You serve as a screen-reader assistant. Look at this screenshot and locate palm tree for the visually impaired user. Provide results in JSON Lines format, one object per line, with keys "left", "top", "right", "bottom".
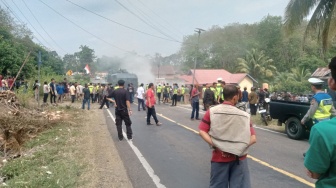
{"left": 288, "top": 67, "right": 311, "bottom": 82}
{"left": 236, "top": 48, "right": 276, "bottom": 83}
{"left": 284, "top": 0, "right": 336, "bottom": 52}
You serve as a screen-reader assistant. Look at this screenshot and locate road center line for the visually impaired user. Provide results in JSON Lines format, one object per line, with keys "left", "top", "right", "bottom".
{"left": 176, "top": 105, "right": 287, "bottom": 136}
{"left": 154, "top": 111, "right": 314, "bottom": 187}
{"left": 106, "top": 109, "right": 166, "bottom": 188}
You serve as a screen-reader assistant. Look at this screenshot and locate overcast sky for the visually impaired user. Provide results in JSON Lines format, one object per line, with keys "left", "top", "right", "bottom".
{"left": 0, "top": 0, "right": 289, "bottom": 58}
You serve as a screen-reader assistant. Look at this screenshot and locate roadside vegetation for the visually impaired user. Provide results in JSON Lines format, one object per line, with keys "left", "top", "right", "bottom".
{"left": 0, "top": 93, "right": 87, "bottom": 187}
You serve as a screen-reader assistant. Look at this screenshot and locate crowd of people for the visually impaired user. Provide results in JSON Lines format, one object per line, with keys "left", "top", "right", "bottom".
{"left": 0, "top": 75, "right": 29, "bottom": 92}
{"left": 3, "top": 64, "right": 336, "bottom": 187}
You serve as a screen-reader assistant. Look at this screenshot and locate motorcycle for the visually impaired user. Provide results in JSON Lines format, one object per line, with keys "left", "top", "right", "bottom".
{"left": 258, "top": 98, "right": 272, "bottom": 125}
{"left": 236, "top": 102, "right": 247, "bottom": 112}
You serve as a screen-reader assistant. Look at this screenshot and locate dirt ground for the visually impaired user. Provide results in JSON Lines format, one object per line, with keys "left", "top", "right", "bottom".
{"left": 68, "top": 101, "right": 133, "bottom": 188}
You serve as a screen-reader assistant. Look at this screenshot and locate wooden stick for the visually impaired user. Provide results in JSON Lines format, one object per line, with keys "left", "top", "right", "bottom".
{"left": 10, "top": 51, "right": 32, "bottom": 90}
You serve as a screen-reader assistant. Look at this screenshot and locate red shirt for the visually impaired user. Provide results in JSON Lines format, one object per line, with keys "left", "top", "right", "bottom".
{"left": 146, "top": 88, "right": 156, "bottom": 106}
{"left": 198, "top": 101, "right": 255, "bottom": 162}
{"left": 7, "top": 78, "right": 13, "bottom": 88}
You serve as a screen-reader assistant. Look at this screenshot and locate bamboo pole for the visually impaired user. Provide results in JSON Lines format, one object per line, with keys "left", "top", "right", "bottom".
{"left": 9, "top": 51, "right": 31, "bottom": 90}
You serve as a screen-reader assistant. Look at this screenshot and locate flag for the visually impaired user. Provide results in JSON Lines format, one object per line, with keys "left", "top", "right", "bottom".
{"left": 84, "top": 64, "right": 90, "bottom": 74}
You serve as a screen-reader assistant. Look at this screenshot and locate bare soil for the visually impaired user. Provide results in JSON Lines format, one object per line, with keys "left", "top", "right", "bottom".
{"left": 67, "top": 102, "right": 133, "bottom": 188}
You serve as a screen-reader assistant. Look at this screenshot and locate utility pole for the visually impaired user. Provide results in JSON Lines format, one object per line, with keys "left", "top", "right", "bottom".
{"left": 191, "top": 28, "right": 205, "bottom": 87}
{"left": 38, "top": 51, "right": 41, "bottom": 107}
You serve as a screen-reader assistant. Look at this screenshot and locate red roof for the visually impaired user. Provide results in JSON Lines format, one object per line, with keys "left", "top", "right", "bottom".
{"left": 184, "top": 69, "right": 256, "bottom": 85}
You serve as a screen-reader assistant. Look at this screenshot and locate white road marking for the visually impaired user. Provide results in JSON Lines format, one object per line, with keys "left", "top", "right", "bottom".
{"left": 134, "top": 103, "right": 314, "bottom": 187}
{"left": 106, "top": 109, "right": 166, "bottom": 188}
{"left": 253, "top": 126, "right": 287, "bottom": 136}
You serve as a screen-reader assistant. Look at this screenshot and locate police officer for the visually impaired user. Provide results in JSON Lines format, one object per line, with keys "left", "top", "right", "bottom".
{"left": 156, "top": 84, "right": 162, "bottom": 104}
{"left": 88, "top": 83, "right": 94, "bottom": 102}
{"left": 301, "top": 78, "right": 336, "bottom": 125}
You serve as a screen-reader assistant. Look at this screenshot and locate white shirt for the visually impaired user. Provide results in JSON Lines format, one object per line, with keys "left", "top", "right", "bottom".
{"left": 70, "top": 85, "right": 76, "bottom": 95}
{"left": 77, "top": 85, "right": 84, "bottom": 94}
{"left": 43, "top": 84, "right": 50, "bottom": 93}
{"left": 137, "top": 87, "right": 145, "bottom": 99}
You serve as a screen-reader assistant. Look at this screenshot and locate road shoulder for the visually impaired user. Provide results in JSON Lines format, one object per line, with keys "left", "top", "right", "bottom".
{"left": 78, "top": 106, "right": 133, "bottom": 188}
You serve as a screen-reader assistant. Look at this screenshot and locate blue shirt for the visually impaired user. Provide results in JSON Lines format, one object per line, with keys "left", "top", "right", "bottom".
{"left": 242, "top": 90, "right": 248, "bottom": 102}
{"left": 56, "top": 85, "right": 64, "bottom": 95}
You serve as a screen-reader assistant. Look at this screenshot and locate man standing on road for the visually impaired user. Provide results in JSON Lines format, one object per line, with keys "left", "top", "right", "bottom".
{"left": 99, "top": 85, "right": 110, "bottom": 109}
{"left": 190, "top": 84, "right": 200, "bottom": 120}
{"left": 248, "top": 87, "right": 258, "bottom": 115}
{"left": 107, "top": 80, "right": 133, "bottom": 141}
{"left": 82, "top": 84, "right": 90, "bottom": 110}
{"left": 156, "top": 84, "right": 163, "bottom": 104}
{"left": 304, "top": 57, "right": 336, "bottom": 188}
{"left": 127, "top": 83, "right": 134, "bottom": 103}
{"left": 136, "top": 83, "right": 146, "bottom": 111}
{"left": 242, "top": 87, "right": 249, "bottom": 110}
{"left": 146, "top": 83, "right": 162, "bottom": 126}
{"left": 301, "top": 78, "right": 336, "bottom": 125}
{"left": 203, "top": 83, "right": 215, "bottom": 111}
{"left": 198, "top": 85, "right": 256, "bottom": 188}
{"left": 88, "top": 83, "right": 94, "bottom": 103}
{"left": 171, "top": 83, "right": 178, "bottom": 106}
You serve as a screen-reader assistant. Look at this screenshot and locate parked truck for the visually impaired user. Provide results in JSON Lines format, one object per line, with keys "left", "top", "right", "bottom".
{"left": 106, "top": 70, "right": 138, "bottom": 89}
{"left": 269, "top": 100, "right": 313, "bottom": 140}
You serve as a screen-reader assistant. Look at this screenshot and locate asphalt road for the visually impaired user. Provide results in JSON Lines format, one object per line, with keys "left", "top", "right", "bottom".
{"left": 102, "top": 102, "right": 314, "bottom": 188}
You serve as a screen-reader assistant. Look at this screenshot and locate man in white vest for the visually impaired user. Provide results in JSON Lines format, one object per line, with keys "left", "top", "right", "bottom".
{"left": 199, "top": 84, "right": 257, "bottom": 188}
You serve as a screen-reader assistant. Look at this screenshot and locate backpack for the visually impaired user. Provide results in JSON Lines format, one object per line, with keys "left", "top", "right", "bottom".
{"left": 33, "top": 83, "right": 37, "bottom": 90}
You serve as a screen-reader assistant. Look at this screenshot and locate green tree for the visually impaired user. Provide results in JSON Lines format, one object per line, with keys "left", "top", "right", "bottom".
{"left": 284, "top": 0, "right": 336, "bottom": 52}
{"left": 236, "top": 48, "right": 276, "bottom": 83}
{"left": 75, "top": 45, "right": 96, "bottom": 73}
{"left": 63, "top": 54, "right": 78, "bottom": 72}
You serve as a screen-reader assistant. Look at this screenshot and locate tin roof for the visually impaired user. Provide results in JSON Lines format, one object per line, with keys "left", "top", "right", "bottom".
{"left": 311, "top": 67, "right": 330, "bottom": 77}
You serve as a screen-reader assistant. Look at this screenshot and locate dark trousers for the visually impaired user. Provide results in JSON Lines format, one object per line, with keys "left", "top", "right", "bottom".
{"left": 138, "top": 98, "right": 145, "bottom": 111}
{"left": 100, "top": 96, "right": 110, "bottom": 109}
{"left": 250, "top": 103, "right": 257, "bottom": 115}
{"left": 172, "top": 94, "right": 177, "bottom": 106}
{"left": 147, "top": 106, "right": 159, "bottom": 124}
{"left": 115, "top": 109, "right": 132, "bottom": 140}
{"left": 50, "top": 93, "right": 56, "bottom": 103}
{"left": 130, "top": 92, "right": 134, "bottom": 103}
{"left": 94, "top": 93, "right": 99, "bottom": 103}
{"left": 191, "top": 101, "right": 199, "bottom": 119}
{"left": 71, "top": 95, "right": 76, "bottom": 103}
{"left": 90, "top": 94, "right": 94, "bottom": 103}
{"left": 210, "top": 160, "right": 251, "bottom": 188}
{"left": 43, "top": 93, "right": 48, "bottom": 103}
{"left": 82, "top": 98, "right": 90, "bottom": 110}
{"left": 157, "top": 93, "right": 161, "bottom": 104}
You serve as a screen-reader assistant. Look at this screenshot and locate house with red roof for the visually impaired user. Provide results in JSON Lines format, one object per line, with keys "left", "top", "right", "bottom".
{"left": 179, "top": 69, "right": 258, "bottom": 90}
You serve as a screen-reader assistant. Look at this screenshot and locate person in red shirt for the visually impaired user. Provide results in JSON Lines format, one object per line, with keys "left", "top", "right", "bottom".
{"left": 7, "top": 76, "right": 14, "bottom": 90}
{"left": 199, "top": 85, "right": 256, "bottom": 188}
{"left": 146, "top": 83, "right": 162, "bottom": 126}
